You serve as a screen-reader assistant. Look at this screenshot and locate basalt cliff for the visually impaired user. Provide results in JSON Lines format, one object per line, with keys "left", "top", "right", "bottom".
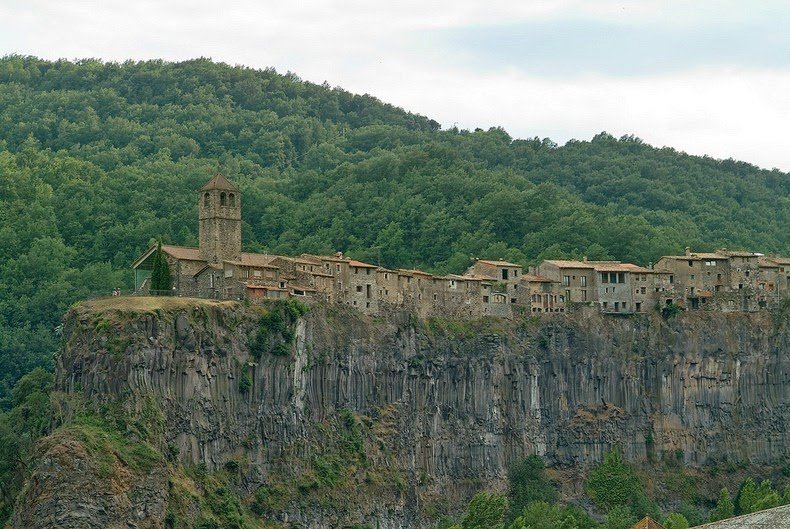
{"left": 9, "top": 298, "right": 788, "bottom": 529}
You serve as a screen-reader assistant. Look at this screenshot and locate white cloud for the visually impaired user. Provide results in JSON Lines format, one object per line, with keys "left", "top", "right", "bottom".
{"left": 1, "top": 1, "right": 789, "bottom": 170}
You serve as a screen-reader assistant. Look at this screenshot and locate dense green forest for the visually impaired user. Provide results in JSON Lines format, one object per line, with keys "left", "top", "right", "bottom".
{"left": 0, "top": 55, "right": 788, "bottom": 404}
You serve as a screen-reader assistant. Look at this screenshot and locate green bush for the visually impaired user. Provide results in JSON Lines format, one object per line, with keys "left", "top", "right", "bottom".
{"left": 238, "top": 372, "right": 252, "bottom": 394}
{"left": 507, "top": 455, "right": 558, "bottom": 520}
{"left": 663, "top": 513, "right": 689, "bottom": 529}
{"left": 585, "top": 448, "right": 656, "bottom": 518}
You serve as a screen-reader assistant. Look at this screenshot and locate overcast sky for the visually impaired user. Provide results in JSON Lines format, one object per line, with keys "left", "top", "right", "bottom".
{"left": 2, "top": 1, "right": 789, "bottom": 171}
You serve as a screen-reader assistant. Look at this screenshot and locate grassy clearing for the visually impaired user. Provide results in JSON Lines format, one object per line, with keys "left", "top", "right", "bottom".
{"left": 76, "top": 296, "right": 240, "bottom": 316}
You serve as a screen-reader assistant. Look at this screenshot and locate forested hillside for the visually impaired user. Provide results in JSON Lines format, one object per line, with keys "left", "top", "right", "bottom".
{"left": 0, "top": 55, "right": 788, "bottom": 403}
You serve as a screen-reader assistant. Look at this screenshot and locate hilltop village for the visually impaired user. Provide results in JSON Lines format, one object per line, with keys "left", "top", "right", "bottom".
{"left": 133, "top": 174, "right": 789, "bottom": 318}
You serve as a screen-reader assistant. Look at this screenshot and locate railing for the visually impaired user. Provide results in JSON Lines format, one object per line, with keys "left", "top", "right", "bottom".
{"left": 138, "top": 288, "right": 238, "bottom": 300}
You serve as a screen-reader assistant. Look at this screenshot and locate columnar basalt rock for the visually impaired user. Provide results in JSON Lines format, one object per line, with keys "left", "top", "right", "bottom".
{"left": 14, "top": 299, "right": 789, "bottom": 528}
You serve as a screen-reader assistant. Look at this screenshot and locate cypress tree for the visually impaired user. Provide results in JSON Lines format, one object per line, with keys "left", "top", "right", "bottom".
{"left": 150, "top": 242, "right": 172, "bottom": 294}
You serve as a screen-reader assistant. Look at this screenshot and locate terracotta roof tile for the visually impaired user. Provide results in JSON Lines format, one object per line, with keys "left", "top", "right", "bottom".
{"left": 161, "top": 245, "right": 203, "bottom": 261}
{"left": 349, "top": 260, "right": 378, "bottom": 268}
{"left": 521, "top": 274, "right": 555, "bottom": 283}
{"left": 542, "top": 259, "right": 595, "bottom": 269}
{"left": 201, "top": 173, "right": 239, "bottom": 191}
{"left": 631, "top": 517, "right": 665, "bottom": 529}
{"left": 476, "top": 259, "right": 522, "bottom": 267}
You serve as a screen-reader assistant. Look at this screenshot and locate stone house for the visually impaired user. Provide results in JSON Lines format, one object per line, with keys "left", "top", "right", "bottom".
{"left": 347, "top": 260, "right": 379, "bottom": 313}
{"left": 134, "top": 173, "right": 787, "bottom": 318}
{"left": 465, "top": 259, "right": 523, "bottom": 305}
{"left": 590, "top": 261, "right": 637, "bottom": 314}
{"left": 535, "top": 260, "right": 595, "bottom": 304}
{"left": 653, "top": 247, "right": 779, "bottom": 311}
{"left": 520, "top": 273, "right": 564, "bottom": 313}
{"left": 757, "top": 256, "right": 789, "bottom": 305}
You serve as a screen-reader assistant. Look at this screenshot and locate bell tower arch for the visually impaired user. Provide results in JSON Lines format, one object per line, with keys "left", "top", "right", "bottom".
{"left": 198, "top": 173, "right": 242, "bottom": 263}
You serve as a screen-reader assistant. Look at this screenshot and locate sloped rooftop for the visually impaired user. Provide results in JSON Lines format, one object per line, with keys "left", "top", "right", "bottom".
{"left": 201, "top": 173, "right": 239, "bottom": 191}
{"left": 692, "top": 504, "right": 790, "bottom": 528}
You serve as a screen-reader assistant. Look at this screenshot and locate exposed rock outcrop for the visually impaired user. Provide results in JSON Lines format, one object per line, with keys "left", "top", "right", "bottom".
{"left": 12, "top": 298, "right": 789, "bottom": 528}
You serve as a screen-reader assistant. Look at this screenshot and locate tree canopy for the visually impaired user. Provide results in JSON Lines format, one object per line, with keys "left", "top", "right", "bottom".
{"left": 0, "top": 55, "right": 788, "bottom": 402}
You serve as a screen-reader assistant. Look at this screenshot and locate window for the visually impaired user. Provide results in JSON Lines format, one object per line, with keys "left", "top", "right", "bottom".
{"left": 602, "top": 302, "right": 608, "bottom": 309}
{"left": 336, "top": 264, "right": 340, "bottom": 271}
{"left": 601, "top": 273, "right": 608, "bottom": 284}
{"left": 565, "top": 290, "right": 570, "bottom": 300}
{"left": 502, "top": 269, "right": 509, "bottom": 280}
{"left": 220, "top": 192, "right": 227, "bottom": 206}
{"left": 640, "top": 287, "right": 646, "bottom": 294}
{"left": 483, "top": 295, "right": 489, "bottom": 303}
{"left": 690, "top": 274, "right": 695, "bottom": 280}
{"left": 580, "top": 276, "right": 587, "bottom": 287}
{"left": 204, "top": 192, "right": 210, "bottom": 206}
{"left": 356, "top": 285, "right": 363, "bottom": 292}
{"left": 669, "top": 275, "right": 674, "bottom": 283}
{"left": 688, "top": 260, "right": 693, "bottom": 267}
{"left": 581, "top": 290, "right": 587, "bottom": 301}
{"left": 745, "top": 270, "right": 750, "bottom": 277}
{"left": 229, "top": 193, "right": 235, "bottom": 207}
{"left": 562, "top": 275, "right": 570, "bottom": 286}
{"left": 279, "top": 281, "right": 285, "bottom": 289}
{"left": 514, "top": 270, "right": 519, "bottom": 277}
{"left": 618, "top": 273, "right": 625, "bottom": 283}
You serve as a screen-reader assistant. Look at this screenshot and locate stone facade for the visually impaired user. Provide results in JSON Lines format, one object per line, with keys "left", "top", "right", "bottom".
{"left": 132, "top": 174, "right": 789, "bottom": 318}
{"left": 198, "top": 173, "right": 241, "bottom": 264}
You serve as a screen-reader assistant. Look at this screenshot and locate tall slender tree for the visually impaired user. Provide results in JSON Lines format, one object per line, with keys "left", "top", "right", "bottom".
{"left": 150, "top": 242, "right": 172, "bottom": 294}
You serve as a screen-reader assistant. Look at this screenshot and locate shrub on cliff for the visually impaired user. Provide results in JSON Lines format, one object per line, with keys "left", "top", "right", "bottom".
{"left": 585, "top": 448, "right": 656, "bottom": 518}
{"left": 507, "top": 455, "right": 558, "bottom": 520}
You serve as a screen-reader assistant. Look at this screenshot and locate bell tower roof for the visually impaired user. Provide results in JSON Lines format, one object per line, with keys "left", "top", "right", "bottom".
{"left": 201, "top": 173, "right": 238, "bottom": 192}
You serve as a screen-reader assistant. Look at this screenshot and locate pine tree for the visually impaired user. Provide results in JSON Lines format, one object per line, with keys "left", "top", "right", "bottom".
{"left": 710, "top": 488, "right": 734, "bottom": 521}
{"left": 150, "top": 242, "right": 172, "bottom": 294}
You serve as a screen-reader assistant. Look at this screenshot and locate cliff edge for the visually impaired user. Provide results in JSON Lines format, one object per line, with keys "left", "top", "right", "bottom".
{"left": 10, "top": 297, "right": 789, "bottom": 528}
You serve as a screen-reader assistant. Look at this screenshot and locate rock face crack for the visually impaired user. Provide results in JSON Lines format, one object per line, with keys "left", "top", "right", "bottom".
{"left": 14, "top": 304, "right": 788, "bottom": 529}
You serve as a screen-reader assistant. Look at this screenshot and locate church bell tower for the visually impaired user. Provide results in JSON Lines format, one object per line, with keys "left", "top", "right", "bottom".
{"left": 198, "top": 173, "right": 242, "bottom": 263}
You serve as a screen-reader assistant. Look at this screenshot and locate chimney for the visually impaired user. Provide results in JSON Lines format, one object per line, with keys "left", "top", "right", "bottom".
{"left": 583, "top": 256, "right": 588, "bottom": 262}
{"left": 648, "top": 261, "right": 653, "bottom": 269}
{"left": 684, "top": 247, "right": 691, "bottom": 256}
